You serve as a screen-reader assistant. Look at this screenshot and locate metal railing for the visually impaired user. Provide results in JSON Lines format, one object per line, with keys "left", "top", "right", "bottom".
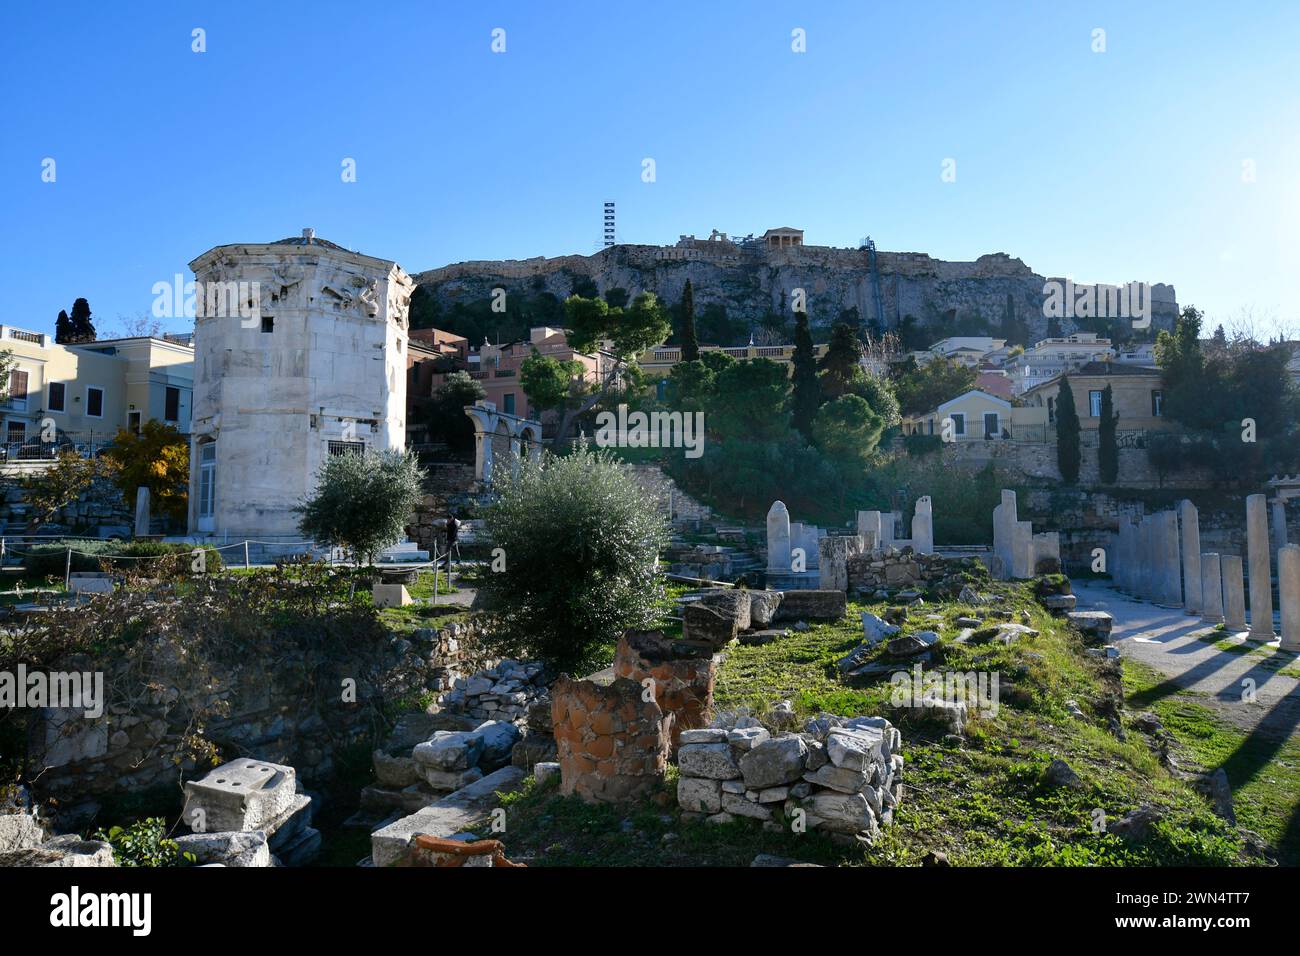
{"left": 0, "top": 435, "right": 116, "bottom": 461}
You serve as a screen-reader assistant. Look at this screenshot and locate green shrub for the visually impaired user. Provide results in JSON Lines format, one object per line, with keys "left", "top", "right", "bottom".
{"left": 903, "top": 433, "right": 943, "bottom": 457}
{"left": 296, "top": 449, "right": 426, "bottom": 564}
{"left": 22, "top": 539, "right": 118, "bottom": 577}
{"left": 479, "top": 444, "right": 667, "bottom": 673}
{"left": 93, "top": 818, "right": 194, "bottom": 867}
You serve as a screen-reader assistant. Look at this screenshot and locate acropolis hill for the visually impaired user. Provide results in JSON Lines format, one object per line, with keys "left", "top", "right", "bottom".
{"left": 413, "top": 229, "right": 1179, "bottom": 344}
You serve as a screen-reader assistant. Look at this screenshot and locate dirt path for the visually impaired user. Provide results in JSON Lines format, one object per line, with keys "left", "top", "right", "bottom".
{"left": 1073, "top": 581, "right": 1300, "bottom": 739}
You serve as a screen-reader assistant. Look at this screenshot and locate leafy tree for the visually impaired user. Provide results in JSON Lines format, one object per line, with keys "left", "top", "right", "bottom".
{"left": 296, "top": 449, "right": 425, "bottom": 566}
{"left": 1147, "top": 432, "right": 1184, "bottom": 487}
{"left": 700, "top": 349, "right": 736, "bottom": 376}
{"left": 697, "top": 302, "right": 735, "bottom": 346}
{"left": 708, "top": 358, "right": 791, "bottom": 441}
{"left": 812, "top": 394, "right": 884, "bottom": 465}
{"left": 1097, "top": 384, "right": 1119, "bottom": 484}
{"left": 667, "top": 359, "right": 715, "bottom": 411}
{"left": 479, "top": 444, "right": 666, "bottom": 672}
{"left": 520, "top": 350, "right": 584, "bottom": 413}
{"left": 603, "top": 287, "right": 629, "bottom": 309}
{"left": 1056, "top": 377, "right": 1081, "bottom": 484}
{"left": 817, "top": 323, "right": 864, "bottom": 400}
{"left": 68, "top": 297, "right": 96, "bottom": 342}
{"left": 848, "top": 371, "right": 901, "bottom": 428}
{"left": 101, "top": 421, "right": 189, "bottom": 524}
{"left": 893, "top": 356, "right": 977, "bottom": 415}
{"left": 20, "top": 450, "right": 117, "bottom": 531}
{"left": 550, "top": 293, "right": 671, "bottom": 446}
{"left": 417, "top": 371, "right": 485, "bottom": 455}
{"left": 679, "top": 279, "right": 699, "bottom": 361}
{"left": 791, "top": 307, "right": 820, "bottom": 440}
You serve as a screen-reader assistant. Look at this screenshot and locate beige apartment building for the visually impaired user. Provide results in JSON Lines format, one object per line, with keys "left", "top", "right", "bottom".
{"left": 0, "top": 325, "right": 193, "bottom": 459}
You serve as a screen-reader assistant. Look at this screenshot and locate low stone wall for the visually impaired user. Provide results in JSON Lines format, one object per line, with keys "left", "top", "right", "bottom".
{"left": 0, "top": 473, "right": 133, "bottom": 537}
{"left": 676, "top": 712, "right": 903, "bottom": 839}
{"left": 934, "top": 440, "right": 1216, "bottom": 490}
{"left": 437, "top": 658, "right": 547, "bottom": 725}
{"left": 846, "top": 548, "right": 952, "bottom": 595}
{"left": 22, "top": 617, "right": 486, "bottom": 818}
{"left": 551, "top": 675, "right": 672, "bottom": 803}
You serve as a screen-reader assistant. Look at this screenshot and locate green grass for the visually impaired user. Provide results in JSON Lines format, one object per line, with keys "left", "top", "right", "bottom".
{"left": 487, "top": 579, "right": 1257, "bottom": 867}
{"left": 1123, "top": 659, "right": 1300, "bottom": 864}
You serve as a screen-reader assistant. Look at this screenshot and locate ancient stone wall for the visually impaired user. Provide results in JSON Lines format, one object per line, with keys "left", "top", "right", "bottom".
{"left": 928, "top": 440, "right": 1216, "bottom": 490}
{"left": 0, "top": 474, "right": 132, "bottom": 537}
{"left": 846, "top": 549, "right": 953, "bottom": 595}
{"left": 550, "top": 675, "right": 671, "bottom": 803}
{"left": 613, "top": 631, "right": 715, "bottom": 753}
{"left": 22, "top": 617, "right": 485, "bottom": 814}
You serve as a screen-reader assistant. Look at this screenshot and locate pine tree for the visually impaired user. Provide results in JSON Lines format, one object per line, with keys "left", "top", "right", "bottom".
{"left": 1098, "top": 384, "right": 1119, "bottom": 484}
{"left": 1056, "top": 376, "right": 1081, "bottom": 484}
{"left": 55, "top": 309, "right": 74, "bottom": 344}
{"left": 680, "top": 279, "right": 699, "bottom": 362}
{"left": 791, "top": 307, "right": 819, "bottom": 441}
{"left": 817, "top": 323, "right": 864, "bottom": 399}
{"left": 68, "top": 298, "right": 96, "bottom": 342}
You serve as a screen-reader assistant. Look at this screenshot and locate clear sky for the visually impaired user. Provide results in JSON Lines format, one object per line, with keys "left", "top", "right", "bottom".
{"left": 2, "top": 1, "right": 1297, "bottom": 340}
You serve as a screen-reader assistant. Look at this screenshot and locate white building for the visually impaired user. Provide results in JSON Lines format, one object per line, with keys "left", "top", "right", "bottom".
{"left": 1007, "top": 332, "right": 1115, "bottom": 394}
{"left": 1113, "top": 342, "right": 1157, "bottom": 366}
{"left": 186, "top": 231, "right": 414, "bottom": 538}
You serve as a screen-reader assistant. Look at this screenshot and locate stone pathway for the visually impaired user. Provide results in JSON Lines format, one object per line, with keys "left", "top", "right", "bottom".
{"left": 1073, "top": 580, "right": 1300, "bottom": 738}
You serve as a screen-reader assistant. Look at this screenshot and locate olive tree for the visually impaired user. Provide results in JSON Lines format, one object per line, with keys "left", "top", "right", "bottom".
{"left": 296, "top": 449, "right": 425, "bottom": 566}
{"left": 479, "top": 443, "right": 667, "bottom": 673}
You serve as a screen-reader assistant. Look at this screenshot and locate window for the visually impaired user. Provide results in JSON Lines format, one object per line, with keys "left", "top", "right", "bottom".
{"left": 198, "top": 443, "right": 217, "bottom": 522}
{"left": 1151, "top": 390, "right": 1164, "bottom": 417}
{"left": 1089, "top": 390, "right": 1103, "bottom": 417}
{"left": 6, "top": 369, "right": 28, "bottom": 410}
{"left": 7, "top": 421, "right": 25, "bottom": 443}
{"left": 127, "top": 411, "right": 142, "bottom": 434}
{"left": 48, "top": 381, "right": 65, "bottom": 412}
{"left": 984, "top": 412, "right": 999, "bottom": 438}
{"left": 328, "top": 440, "right": 365, "bottom": 456}
{"left": 165, "top": 386, "right": 180, "bottom": 422}
{"left": 503, "top": 393, "right": 516, "bottom": 415}
{"left": 261, "top": 316, "right": 274, "bottom": 333}
{"left": 950, "top": 413, "right": 966, "bottom": 436}
{"left": 86, "top": 386, "right": 104, "bottom": 418}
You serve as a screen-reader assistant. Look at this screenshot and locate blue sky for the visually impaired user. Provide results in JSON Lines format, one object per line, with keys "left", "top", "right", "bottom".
{"left": 2, "top": 1, "right": 1297, "bottom": 339}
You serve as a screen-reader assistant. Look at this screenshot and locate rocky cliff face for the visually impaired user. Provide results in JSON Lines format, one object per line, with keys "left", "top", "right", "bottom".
{"left": 413, "top": 242, "right": 1178, "bottom": 345}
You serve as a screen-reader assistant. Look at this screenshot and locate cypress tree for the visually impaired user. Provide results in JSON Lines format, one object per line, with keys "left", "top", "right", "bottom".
{"left": 68, "top": 298, "right": 96, "bottom": 342}
{"left": 1056, "top": 376, "right": 1081, "bottom": 484}
{"left": 680, "top": 279, "right": 699, "bottom": 362}
{"left": 791, "top": 307, "right": 819, "bottom": 441}
{"left": 55, "top": 309, "right": 74, "bottom": 344}
{"left": 1098, "top": 384, "right": 1119, "bottom": 484}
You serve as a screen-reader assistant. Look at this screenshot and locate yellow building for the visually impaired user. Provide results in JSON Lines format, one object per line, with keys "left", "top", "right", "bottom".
{"left": 1021, "top": 361, "right": 1170, "bottom": 434}
{"left": 902, "top": 389, "right": 1050, "bottom": 442}
{"left": 0, "top": 325, "right": 193, "bottom": 462}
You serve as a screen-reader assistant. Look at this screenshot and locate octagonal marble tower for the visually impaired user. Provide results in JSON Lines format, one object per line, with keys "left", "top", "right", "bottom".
{"left": 186, "top": 230, "right": 413, "bottom": 538}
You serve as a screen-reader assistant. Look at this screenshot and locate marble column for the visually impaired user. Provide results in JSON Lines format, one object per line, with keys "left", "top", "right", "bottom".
{"left": 1246, "top": 494, "right": 1275, "bottom": 639}
{"left": 1200, "top": 553, "right": 1224, "bottom": 625}
{"left": 1273, "top": 499, "right": 1289, "bottom": 555}
{"left": 912, "top": 497, "right": 934, "bottom": 555}
{"left": 857, "top": 511, "right": 881, "bottom": 551}
{"left": 1117, "top": 520, "right": 1136, "bottom": 593}
{"left": 1221, "top": 555, "right": 1247, "bottom": 632}
{"left": 1156, "top": 511, "right": 1183, "bottom": 606}
{"left": 766, "top": 501, "right": 791, "bottom": 573}
{"left": 1138, "top": 516, "right": 1155, "bottom": 600}
{"left": 1279, "top": 544, "right": 1300, "bottom": 651}
{"left": 992, "top": 490, "right": 1016, "bottom": 580}
{"left": 1178, "top": 500, "right": 1202, "bottom": 615}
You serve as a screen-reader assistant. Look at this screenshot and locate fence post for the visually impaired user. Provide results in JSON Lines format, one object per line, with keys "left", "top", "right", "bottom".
{"left": 432, "top": 546, "right": 439, "bottom": 606}
{"left": 244, "top": 540, "right": 250, "bottom": 570}
{"left": 64, "top": 547, "right": 72, "bottom": 588}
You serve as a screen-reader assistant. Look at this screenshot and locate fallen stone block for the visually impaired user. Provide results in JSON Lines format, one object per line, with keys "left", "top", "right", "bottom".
{"left": 174, "top": 830, "right": 271, "bottom": 868}
{"left": 182, "top": 759, "right": 299, "bottom": 834}
{"left": 774, "top": 590, "right": 846, "bottom": 622}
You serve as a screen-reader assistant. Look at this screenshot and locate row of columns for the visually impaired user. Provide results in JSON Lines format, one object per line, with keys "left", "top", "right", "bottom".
{"left": 1115, "top": 494, "right": 1299, "bottom": 649}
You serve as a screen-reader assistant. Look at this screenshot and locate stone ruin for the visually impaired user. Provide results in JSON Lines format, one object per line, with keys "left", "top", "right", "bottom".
{"left": 615, "top": 630, "right": 716, "bottom": 752}
{"left": 992, "top": 489, "right": 1060, "bottom": 579}
{"left": 1113, "top": 493, "right": 1300, "bottom": 650}
{"left": 437, "top": 658, "right": 548, "bottom": 725}
{"left": 677, "top": 711, "right": 903, "bottom": 841}
{"left": 177, "top": 758, "right": 320, "bottom": 866}
{"left": 550, "top": 674, "right": 673, "bottom": 803}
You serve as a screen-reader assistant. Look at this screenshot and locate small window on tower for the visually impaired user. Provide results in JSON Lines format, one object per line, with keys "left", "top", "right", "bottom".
{"left": 261, "top": 316, "right": 274, "bottom": 333}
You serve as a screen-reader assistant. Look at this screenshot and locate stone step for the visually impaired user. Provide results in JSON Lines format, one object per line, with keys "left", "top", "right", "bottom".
{"left": 369, "top": 766, "right": 526, "bottom": 868}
